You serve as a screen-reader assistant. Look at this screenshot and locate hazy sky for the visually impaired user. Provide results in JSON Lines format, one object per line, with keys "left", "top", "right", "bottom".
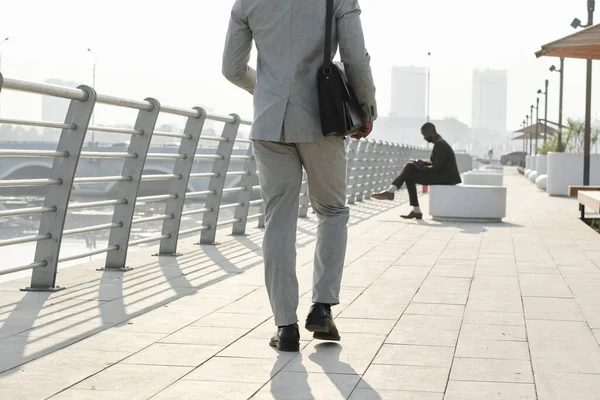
{"left": 0, "top": 0, "right": 598, "bottom": 134}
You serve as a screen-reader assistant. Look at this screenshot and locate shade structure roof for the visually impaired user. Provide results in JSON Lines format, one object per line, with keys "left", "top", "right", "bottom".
{"left": 536, "top": 23, "right": 600, "bottom": 60}
{"left": 512, "top": 122, "right": 558, "bottom": 138}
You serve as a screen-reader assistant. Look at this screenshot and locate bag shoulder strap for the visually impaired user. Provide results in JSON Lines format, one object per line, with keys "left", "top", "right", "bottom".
{"left": 323, "top": 0, "right": 334, "bottom": 70}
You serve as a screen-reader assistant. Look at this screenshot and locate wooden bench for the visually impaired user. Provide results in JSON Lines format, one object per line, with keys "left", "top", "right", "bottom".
{"left": 578, "top": 191, "right": 600, "bottom": 213}
{"left": 568, "top": 186, "right": 600, "bottom": 197}
{"left": 568, "top": 186, "right": 600, "bottom": 219}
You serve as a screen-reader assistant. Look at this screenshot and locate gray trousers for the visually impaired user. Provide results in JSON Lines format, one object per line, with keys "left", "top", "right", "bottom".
{"left": 252, "top": 137, "right": 350, "bottom": 327}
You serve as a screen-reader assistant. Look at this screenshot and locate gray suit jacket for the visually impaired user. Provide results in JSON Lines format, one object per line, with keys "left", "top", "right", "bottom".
{"left": 222, "top": 0, "right": 377, "bottom": 143}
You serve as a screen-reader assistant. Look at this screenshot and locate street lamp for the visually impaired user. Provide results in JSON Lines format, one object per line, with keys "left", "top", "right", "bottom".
{"left": 521, "top": 116, "right": 529, "bottom": 153}
{"left": 530, "top": 105, "right": 534, "bottom": 155}
{"left": 426, "top": 51, "right": 431, "bottom": 123}
{"left": 550, "top": 59, "right": 565, "bottom": 151}
{"left": 537, "top": 79, "right": 549, "bottom": 145}
{"left": 87, "top": 48, "right": 97, "bottom": 144}
{"left": 0, "top": 37, "right": 9, "bottom": 71}
{"left": 535, "top": 97, "right": 540, "bottom": 155}
{"left": 571, "top": 0, "right": 595, "bottom": 189}
{"left": 0, "top": 37, "right": 10, "bottom": 117}
{"left": 523, "top": 115, "right": 529, "bottom": 153}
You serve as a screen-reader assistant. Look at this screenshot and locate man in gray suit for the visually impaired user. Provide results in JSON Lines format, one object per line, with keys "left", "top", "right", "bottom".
{"left": 223, "top": 0, "right": 376, "bottom": 352}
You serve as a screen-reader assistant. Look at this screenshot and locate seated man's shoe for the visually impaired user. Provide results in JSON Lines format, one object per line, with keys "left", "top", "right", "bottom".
{"left": 372, "top": 191, "right": 394, "bottom": 201}
{"left": 269, "top": 323, "right": 300, "bottom": 352}
{"left": 401, "top": 211, "right": 423, "bottom": 220}
{"left": 305, "top": 303, "right": 341, "bottom": 341}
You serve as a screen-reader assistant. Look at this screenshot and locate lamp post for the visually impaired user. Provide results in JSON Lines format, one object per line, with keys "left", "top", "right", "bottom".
{"left": 550, "top": 59, "right": 565, "bottom": 152}
{"left": 530, "top": 105, "right": 534, "bottom": 155}
{"left": 537, "top": 79, "right": 549, "bottom": 145}
{"left": 535, "top": 97, "right": 540, "bottom": 155}
{"left": 525, "top": 115, "right": 530, "bottom": 155}
{"left": 87, "top": 48, "right": 97, "bottom": 144}
{"left": 0, "top": 37, "right": 10, "bottom": 117}
{"left": 571, "top": 0, "right": 595, "bottom": 189}
{"left": 426, "top": 52, "right": 431, "bottom": 123}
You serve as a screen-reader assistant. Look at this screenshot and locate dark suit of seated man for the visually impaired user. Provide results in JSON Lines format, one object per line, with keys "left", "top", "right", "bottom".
{"left": 372, "top": 122, "right": 462, "bottom": 219}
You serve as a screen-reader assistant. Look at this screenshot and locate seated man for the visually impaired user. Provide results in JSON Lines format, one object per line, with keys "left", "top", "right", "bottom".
{"left": 372, "top": 122, "right": 461, "bottom": 219}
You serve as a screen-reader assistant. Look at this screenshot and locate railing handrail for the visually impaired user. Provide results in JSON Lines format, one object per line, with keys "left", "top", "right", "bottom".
{"left": 0, "top": 73, "right": 472, "bottom": 289}
{"left": 1, "top": 77, "right": 252, "bottom": 126}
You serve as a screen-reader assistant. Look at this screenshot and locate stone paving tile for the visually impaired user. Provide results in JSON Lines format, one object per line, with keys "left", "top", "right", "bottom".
{"left": 121, "top": 343, "right": 221, "bottom": 367}
{"left": 523, "top": 297, "right": 585, "bottom": 321}
{"left": 455, "top": 338, "right": 530, "bottom": 360}
{"left": 50, "top": 389, "right": 153, "bottom": 400}
{"left": 252, "top": 371, "right": 361, "bottom": 399}
{"left": 158, "top": 326, "right": 249, "bottom": 346}
{"left": 348, "top": 389, "right": 444, "bottom": 400}
{"left": 459, "top": 324, "right": 527, "bottom": 342}
{"left": 73, "top": 364, "right": 192, "bottom": 397}
{"left": 151, "top": 381, "right": 263, "bottom": 400}
{"left": 403, "top": 303, "right": 465, "bottom": 317}
{"left": 444, "top": 381, "right": 536, "bottom": 400}
{"left": 372, "top": 344, "right": 455, "bottom": 368}
{"left": 429, "top": 265, "right": 475, "bottom": 278}
{"left": 462, "top": 310, "right": 525, "bottom": 326}
{"left": 284, "top": 335, "right": 386, "bottom": 375}
{"left": 183, "top": 356, "right": 292, "bottom": 383}
{"left": 527, "top": 320, "right": 600, "bottom": 374}
{"left": 359, "top": 364, "right": 449, "bottom": 392}
{"left": 449, "top": 358, "right": 534, "bottom": 383}
{"left": 334, "top": 318, "right": 397, "bottom": 335}
{"left": 411, "top": 277, "right": 471, "bottom": 305}
{"left": 535, "top": 372, "right": 600, "bottom": 400}
{"left": 220, "top": 337, "right": 312, "bottom": 359}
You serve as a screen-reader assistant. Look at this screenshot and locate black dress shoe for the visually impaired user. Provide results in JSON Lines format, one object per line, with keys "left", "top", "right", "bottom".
{"left": 305, "top": 303, "right": 341, "bottom": 341}
{"left": 401, "top": 211, "right": 423, "bottom": 220}
{"left": 269, "top": 323, "right": 300, "bottom": 352}
{"left": 372, "top": 191, "right": 395, "bottom": 201}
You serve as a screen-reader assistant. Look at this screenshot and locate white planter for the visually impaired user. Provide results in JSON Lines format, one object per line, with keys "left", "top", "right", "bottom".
{"left": 546, "top": 152, "right": 600, "bottom": 196}
{"left": 535, "top": 155, "right": 547, "bottom": 175}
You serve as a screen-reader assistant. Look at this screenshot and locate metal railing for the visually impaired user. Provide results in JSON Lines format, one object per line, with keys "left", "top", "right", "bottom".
{"left": 0, "top": 74, "right": 471, "bottom": 291}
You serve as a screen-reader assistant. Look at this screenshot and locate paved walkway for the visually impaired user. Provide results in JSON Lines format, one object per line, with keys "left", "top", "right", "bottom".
{"left": 1, "top": 168, "right": 600, "bottom": 399}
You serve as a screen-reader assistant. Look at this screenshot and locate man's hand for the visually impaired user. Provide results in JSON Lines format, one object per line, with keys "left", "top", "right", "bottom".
{"left": 350, "top": 121, "right": 373, "bottom": 140}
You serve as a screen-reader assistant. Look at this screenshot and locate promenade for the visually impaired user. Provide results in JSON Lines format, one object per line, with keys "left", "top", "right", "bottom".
{"left": 1, "top": 168, "right": 600, "bottom": 399}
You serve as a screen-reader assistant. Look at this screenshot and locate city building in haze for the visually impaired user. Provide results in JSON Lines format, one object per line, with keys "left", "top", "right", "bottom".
{"left": 371, "top": 115, "right": 470, "bottom": 152}
{"left": 471, "top": 69, "right": 507, "bottom": 135}
{"left": 390, "top": 66, "right": 426, "bottom": 119}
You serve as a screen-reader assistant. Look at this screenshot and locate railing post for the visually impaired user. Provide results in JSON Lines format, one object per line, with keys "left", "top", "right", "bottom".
{"left": 200, "top": 114, "right": 241, "bottom": 244}
{"left": 355, "top": 141, "right": 371, "bottom": 202}
{"left": 375, "top": 142, "right": 388, "bottom": 192}
{"left": 346, "top": 140, "right": 360, "bottom": 205}
{"left": 102, "top": 98, "right": 161, "bottom": 271}
{"left": 157, "top": 107, "right": 206, "bottom": 256}
{"left": 364, "top": 141, "right": 379, "bottom": 199}
{"left": 232, "top": 142, "right": 258, "bottom": 235}
{"left": 24, "top": 85, "right": 97, "bottom": 292}
{"left": 298, "top": 170, "right": 309, "bottom": 218}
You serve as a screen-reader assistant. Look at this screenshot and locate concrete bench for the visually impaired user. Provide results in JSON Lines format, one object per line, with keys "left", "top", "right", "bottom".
{"left": 462, "top": 172, "right": 503, "bottom": 186}
{"left": 429, "top": 184, "right": 507, "bottom": 222}
{"left": 470, "top": 169, "right": 503, "bottom": 174}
